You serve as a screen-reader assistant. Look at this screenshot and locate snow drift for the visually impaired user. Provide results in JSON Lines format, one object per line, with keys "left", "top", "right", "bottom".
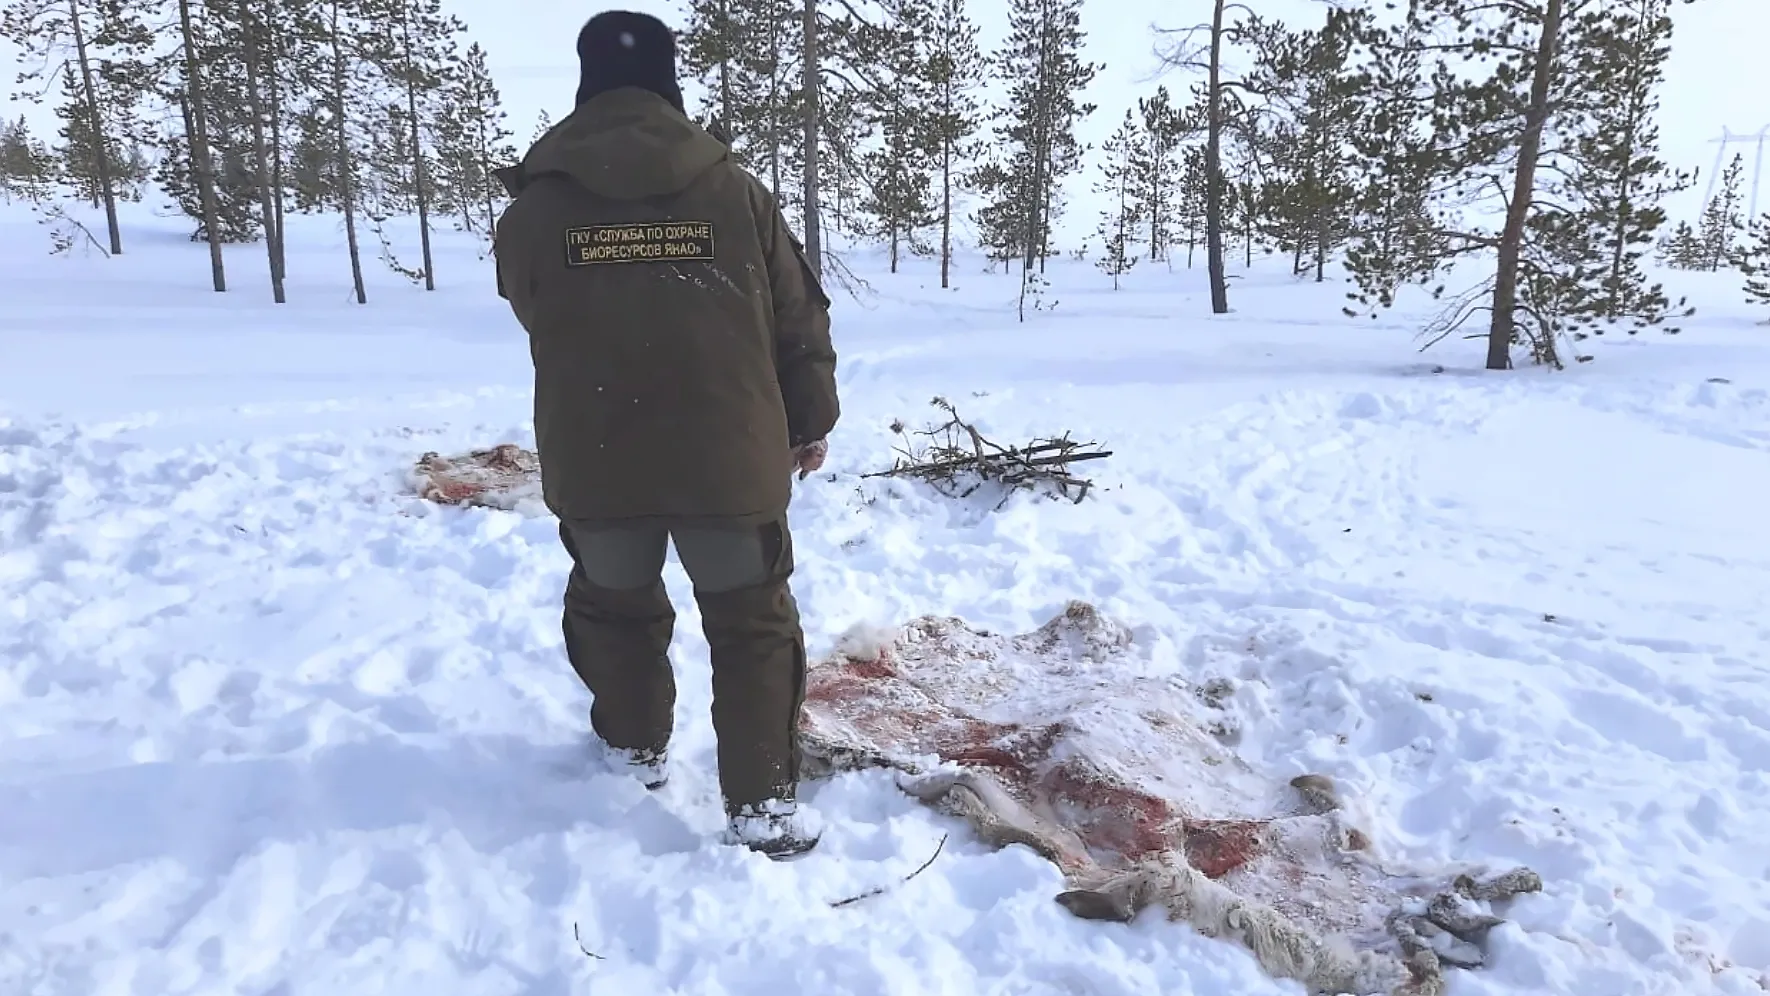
{"left": 412, "top": 446, "right": 1542, "bottom": 995}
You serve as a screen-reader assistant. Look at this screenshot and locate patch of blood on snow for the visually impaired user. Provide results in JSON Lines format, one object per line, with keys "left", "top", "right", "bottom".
{"left": 411, "top": 444, "right": 541, "bottom": 508}
{"left": 1181, "top": 818, "right": 1269, "bottom": 879}
{"left": 436, "top": 481, "right": 486, "bottom": 501}
{"left": 1039, "top": 759, "right": 1186, "bottom": 862}
{"left": 801, "top": 609, "right": 1303, "bottom": 874}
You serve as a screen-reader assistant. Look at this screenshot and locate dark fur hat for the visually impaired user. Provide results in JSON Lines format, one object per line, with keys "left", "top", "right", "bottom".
{"left": 575, "top": 10, "right": 685, "bottom": 113}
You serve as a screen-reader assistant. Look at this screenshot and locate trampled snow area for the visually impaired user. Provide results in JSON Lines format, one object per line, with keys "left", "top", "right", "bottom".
{"left": 3, "top": 205, "right": 1770, "bottom": 996}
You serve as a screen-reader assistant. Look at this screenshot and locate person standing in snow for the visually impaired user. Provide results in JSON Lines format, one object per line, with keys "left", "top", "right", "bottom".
{"left": 492, "top": 10, "right": 839, "bottom": 859}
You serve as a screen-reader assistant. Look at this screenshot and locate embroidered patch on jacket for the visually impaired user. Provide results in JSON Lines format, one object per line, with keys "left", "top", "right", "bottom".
{"left": 563, "top": 222, "right": 716, "bottom": 265}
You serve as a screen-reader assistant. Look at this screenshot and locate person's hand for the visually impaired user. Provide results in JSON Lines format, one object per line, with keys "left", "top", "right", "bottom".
{"left": 794, "top": 438, "right": 828, "bottom": 479}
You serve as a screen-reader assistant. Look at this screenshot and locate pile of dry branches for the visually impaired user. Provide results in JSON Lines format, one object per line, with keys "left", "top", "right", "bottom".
{"left": 866, "top": 397, "right": 1111, "bottom": 507}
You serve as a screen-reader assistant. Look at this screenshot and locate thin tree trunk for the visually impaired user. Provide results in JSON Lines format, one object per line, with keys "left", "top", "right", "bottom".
{"left": 236, "top": 0, "right": 285, "bottom": 302}
{"left": 67, "top": 0, "right": 122, "bottom": 254}
{"left": 177, "top": 0, "right": 225, "bottom": 290}
{"left": 329, "top": 2, "right": 366, "bottom": 303}
{"left": 266, "top": 13, "right": 286, "bottom": 285}
{"left": 1148, "top": 134, "right": 1160, "bottom": 260}
{"left": 1602, "top": 7, "right": 1649, "bottom": 318}
{"left": 719, "top": 0, "right": 733, "bottom": 131}
{"left": 1314, "top": 209, "right": 1328, "bottom": 282}
{"left": 1203, "top": 0, "right": 1228, "bottom": 313}
{"left": 767, "top": 14, "right": 782, "bottom": 199}
{"left": 1114, "top": 172, "right": 1128, "bottom": 290}
{"left": 1155, "top": 138, "right": 1168, "bottom": 263}
{"left": 1039, "top": 177, "right": 1052, "bottom": 272}
{"left": 480, "top": 127, "right": 496, "bottom": 239}
{"left": 799, "top": 0, "right": 822, "bottom": 278}
{"left": 940, "top": 131, "right": 953, "bottom": 289}
{"left": 1487, "top": 0, "right": 1563, "bottom": 370}
{"left": 1243, "top": 184, "right": 1253, "bottom": 267}
{"left": 1021, "top": 16, "right": 1051, "bottom": 275}
{"left": 391, "top": 0, "right": 436, "bottom": 289}
{"left": 1022, "top": 123, "right": 1047, "bottom": 274}
{"left": 405, "top": 91, "right": 437, "bottom": 288}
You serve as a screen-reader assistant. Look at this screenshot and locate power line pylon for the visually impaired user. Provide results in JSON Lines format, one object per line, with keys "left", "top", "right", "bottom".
{"left": 1705, "top": 125, "right": 1770, "bottom": 220}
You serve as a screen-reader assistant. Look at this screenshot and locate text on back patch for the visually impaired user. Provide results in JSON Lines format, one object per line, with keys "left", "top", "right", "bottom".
{"left": 564, "top": 222, "right": 716, "bottom": 265}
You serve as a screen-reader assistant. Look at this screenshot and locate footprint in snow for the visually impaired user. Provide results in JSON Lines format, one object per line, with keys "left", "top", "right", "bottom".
{"left": 1565, "top": 687, "right": 1709, "bottom": 763}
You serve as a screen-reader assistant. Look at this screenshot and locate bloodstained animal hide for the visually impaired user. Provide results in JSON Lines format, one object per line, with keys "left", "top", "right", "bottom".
{"left": 410, "top": 445, "right": 543, "bottom": 513}
{"left": 796, "top": 602, "right": 1541, "bottom": 996}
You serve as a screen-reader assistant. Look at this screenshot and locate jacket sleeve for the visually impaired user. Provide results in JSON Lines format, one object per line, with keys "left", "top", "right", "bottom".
{"left": 753, "top": 184, "right": 839, "bottom": 448}
{"left": 493, "top": 201, "right": 533, "bottom": 329}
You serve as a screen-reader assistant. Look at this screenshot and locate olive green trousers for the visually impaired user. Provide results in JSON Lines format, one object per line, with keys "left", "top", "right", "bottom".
{"left": 557, "top": 517, "right": 807, "bottom": 814}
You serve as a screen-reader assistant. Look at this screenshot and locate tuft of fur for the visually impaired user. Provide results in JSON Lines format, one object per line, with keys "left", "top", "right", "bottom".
{"left": 830, "top": 621, "right": 901, "bottom": 663}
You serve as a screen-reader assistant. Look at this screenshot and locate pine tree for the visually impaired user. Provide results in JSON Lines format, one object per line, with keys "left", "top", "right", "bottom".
{"left": 969, "top": 158, "right": 1022, "bottom": 270}
{"left": 153, "top": 0, "right": 263, "bottom": 262}
{"left": 1697, "top": 153, "right": 1746, "bottom": 272}
{"left": 1125, "top": 86, "right": 1191, "bottom": 266}
{"left": 310, "top": 0, "right": 375, "bottom": 302}
{"left": 1341, "top": 0, "right": 1687, "bottom": 370}
{"left": 1175, "top": 145, "right": 1208, "bottom": 267}
{"left": 818, "top": 85, "right": 868, "bottom": 236}
{"left": 925, "top": 0, "right": 984, "bottom": 288}
{"left": 975, "top": 0, "right": 1099, "bottom": 319}
{"left": 1094, "top": 110, "right": 1141, "bottom": 288}
{"left": 855, "top": 0, "right": 939, "bottom": 273}
{"left": 241, "top": 0, "right": 315, "bottom": 291}
{"left": 164, "top": 0, "right": 231, "bottom": 289}
{"left": 1154, "top": 0, "right": 1257, "bottom": 313}
{"left": 226, "top": 0, "right": 306, "bottom": 303}
{"left": 1655, "top": 219, "right": 1705, "bottom": 270}
{"left": 51, "top": 58, "right": 152, "bottom": 212}
{"left": 1554, "top": 0, "right": 1688, "bottom": 336}
{"left": 1735, "top": 214, "right": 1770, "bottom": 315}
{"left": 0, "top": 115, "right": 56, "bottom": 200}
{"left": 794, "top": 0, "right": 923, "bottom": 279}
{"left": 530, "top": 108, "right": 552, "bottom": 144}
{"left": 434, "top": 41, "right": 516, "bottom": 243}
{"left": 148, "top": 0, "right": 306, "bottom": 296}
{"left": 1245, "top": 9, "right": 1367, "bottom": 282}
{"left": 155, "top": 82, "right": 262, "bottom": 249}
{"left": 679, "top": 0, "right": 802, "bottom": 206}
{"left": 52, "top": 65, "right": 124, "bottom": 207}
{"left": 285, "top": 105, "right": 333, "bottom": 211}
{"left": 359, "top": 0, "right": 464, "bottom": 290}
{"left": 1341, "top": 12, "right": 1434, "bottom": 307}
{"left": 1228, "top": 176, "right": 1259, "bottom": 267}
{"left": 798, "top": 0, "right": 823, "bottom": 276}
{"left": 2, "top": 0, "right": 151, "bottom": 254}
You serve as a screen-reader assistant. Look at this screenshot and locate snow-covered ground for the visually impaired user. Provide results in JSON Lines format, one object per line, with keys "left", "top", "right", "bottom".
{"left": 3, "top": 204, "right": 1769, "bottom": 996}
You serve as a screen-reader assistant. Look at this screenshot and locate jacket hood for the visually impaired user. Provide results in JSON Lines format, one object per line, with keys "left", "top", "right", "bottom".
{"left": 521, "top": 87, "right": 727, "bottom": 201}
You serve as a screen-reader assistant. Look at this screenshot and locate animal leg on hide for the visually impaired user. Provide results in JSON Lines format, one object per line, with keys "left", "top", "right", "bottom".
{"left": 1057, "top": 862, "right": 1171, "bottom": 923}
{"left": 796, "top": 732, "right": 901, "bottom": 781}
{"left": 1289, "top": 773, "right": 1343, "bottom": 814}
{"left": 1387, "top": 910, "right": 1449, "bottom": 996}
{"left": 1063, "top": 858, "right": 1408, "bottom": 996}
{"left": 1454, "top": 867, "right": 1543, "bottom": 903}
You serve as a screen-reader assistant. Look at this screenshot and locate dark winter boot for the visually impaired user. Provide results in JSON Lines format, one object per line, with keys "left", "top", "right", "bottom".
{"left": 600, "top": 741, "right": 669, "bottom": 790}
{"left": 723, "top": 798, "right": 822, "bottom": 860}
